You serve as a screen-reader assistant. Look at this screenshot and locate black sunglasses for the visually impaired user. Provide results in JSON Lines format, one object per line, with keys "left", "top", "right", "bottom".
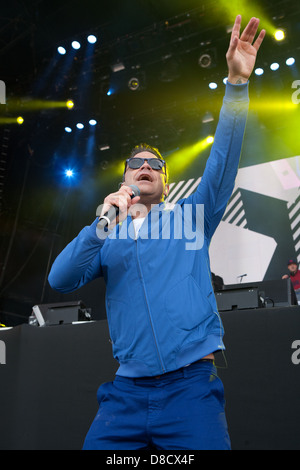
{"left": 125, "top": 157, "right": 166, "bottom": 172}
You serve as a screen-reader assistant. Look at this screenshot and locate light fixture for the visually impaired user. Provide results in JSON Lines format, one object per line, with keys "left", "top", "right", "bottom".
{"left": 111, "top": 61, "right": 125, "bottom": 73}
{"left": 128, "top": 77, "right": 140, "bottom": 91}
{"left": 72, "top": 41, "right": 81, "bottom": 50}
{"left": 76, "top": 123, "right": 84, "bottom": 129}
{"left": 208, "top": 82, "right": 217, "bottom": 90}
{"left": 255, "top": 68, "right": 264, "bottom": 76}
{"left": 89, "top": 119, "right": 97, "bottom": 126}
{"left": 202, "top": 112, "right": 214, "bottom": 124}
{"left": 198, "top": 53, "right": 212, "bottom": 68}
{"left": 286, "top": 57, "right": 295, "bottom": 66}
{"left": 274, "top": 29, "right": 285, "bottom": 41}
{"left": 270, "top": 62, "right": 279, "bottom": 71}
{"left": 66, "top": 100, "right": 74, "bottom": 109}
{"left": 57, "top": 46, "right": 66, "bottom": 55}
{"left": 65, "top": 169, "right": 74, "bottom": 177}
{"left": 87, "top": 35, "right": 97, "bottom": 44}
{"left": 64, "top": 127, "right": 72, "bottom": 133}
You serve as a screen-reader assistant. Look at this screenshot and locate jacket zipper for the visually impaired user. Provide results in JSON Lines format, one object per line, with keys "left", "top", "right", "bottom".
{"left": 135, "top": 237, "right": 165, "bottom": 374}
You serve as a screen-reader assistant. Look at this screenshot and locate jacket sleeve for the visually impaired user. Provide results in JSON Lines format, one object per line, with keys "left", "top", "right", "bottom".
{"left": 184, "top": 81, "right": 249, "bottom": 241}
{"left": 48, "top": 218, "right": 106, "bottom": 293}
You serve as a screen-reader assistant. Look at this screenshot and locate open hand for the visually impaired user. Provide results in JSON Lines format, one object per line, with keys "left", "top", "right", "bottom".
{"left": 226, "top": 15, "right": 265, "bottom": 84}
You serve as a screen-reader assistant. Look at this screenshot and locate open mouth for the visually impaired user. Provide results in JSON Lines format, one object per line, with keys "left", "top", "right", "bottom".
{"left": 138, "top": 173, "right": 153, "bottom": 182}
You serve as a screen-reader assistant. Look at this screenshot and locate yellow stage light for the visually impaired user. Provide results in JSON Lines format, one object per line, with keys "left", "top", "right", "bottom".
{"left": 0, "top": 117, "right": 23, "bottom": 125}
{"left": 166, "top": 136, "right": 215, "bottom": 177}
{"left": 217, "top": 1, "right": 274, "bottom": 35}
{"left": 4, "top": 99, "right": 74, "bottom": 112}
{"left": 66, "top": 100, "right": 74, "bottom": 109}
{"left": 274, "top": 29, "right": 285, "bottom": 41}
{"left": 250, "top": 98, "right": 298, "bottom": 113}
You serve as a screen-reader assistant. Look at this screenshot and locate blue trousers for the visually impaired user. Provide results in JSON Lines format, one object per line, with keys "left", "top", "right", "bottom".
{"left": 82, "top": 360, "right": 230, "bottom": 450}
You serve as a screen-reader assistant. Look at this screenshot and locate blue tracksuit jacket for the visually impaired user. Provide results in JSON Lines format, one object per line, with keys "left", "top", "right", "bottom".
{"left": 48, "top": 82, "right": 249, "bottom": 377}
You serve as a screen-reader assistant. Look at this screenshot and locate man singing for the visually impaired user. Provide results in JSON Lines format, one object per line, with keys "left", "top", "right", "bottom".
{"left": 48, "top": 16, "right": 265, "bottom": 450}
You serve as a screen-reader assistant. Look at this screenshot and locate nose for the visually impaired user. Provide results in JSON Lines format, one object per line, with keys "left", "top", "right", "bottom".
{"left": 140, "top": 159, "right": 152, "bottom": 171}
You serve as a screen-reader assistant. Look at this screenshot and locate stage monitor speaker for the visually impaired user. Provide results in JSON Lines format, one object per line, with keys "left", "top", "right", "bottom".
{"left": 215, "top": 278, "right": 297, "bottom": 312}
{"left": 31, "top": 301, "right": 92, "bottom": 327}
{"left": 215, "top": 287, "right": 261, "bottom": 311}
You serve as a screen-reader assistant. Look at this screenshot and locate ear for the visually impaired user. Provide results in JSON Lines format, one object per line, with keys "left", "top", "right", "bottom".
{"left": 163, "top": 183, "right": 170, "bottom": 199}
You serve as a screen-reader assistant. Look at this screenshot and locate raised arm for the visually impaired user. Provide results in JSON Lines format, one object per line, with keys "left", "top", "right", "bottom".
{"left": 186, "top": 16, "right": 265, "bottom": 239}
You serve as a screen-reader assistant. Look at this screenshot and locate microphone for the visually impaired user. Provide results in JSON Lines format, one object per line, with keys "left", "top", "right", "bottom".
{"left": 97, "top": 184, "right": 140, "bottom": 230}
{"left": 237, "top": 273, "right": 247, "bottom": 284}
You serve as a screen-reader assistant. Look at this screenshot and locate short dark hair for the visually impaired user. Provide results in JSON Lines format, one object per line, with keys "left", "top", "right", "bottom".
{"left": 123, "top": 143, "right": 169, "bottom": 183}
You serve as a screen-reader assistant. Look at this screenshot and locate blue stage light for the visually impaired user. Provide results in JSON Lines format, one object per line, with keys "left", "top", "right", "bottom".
{"left": 64, "top": 127, "right": 72, "bottom": 133}
{"left": 89, "top": 119, "right": 97, "bottom": 126}
{"left": 208, "top": 82, "right": 217, "bottom": 89}
{"left": 87, "top": 35, "right": 97, "bottom": 44}
{"left": 76, "top": 123, "right": 84, "bottom": 129}
{"left": 57, "top": 46, "right": 66, "bottom": 55}
{"left": 270, "top": 62, "right": 279, "bottom": 71}
{"left": 65, "top": 169, "right": 74, "bottom": 178}
{"left": 72, "top": 41, "right": 81, "bottom": 50}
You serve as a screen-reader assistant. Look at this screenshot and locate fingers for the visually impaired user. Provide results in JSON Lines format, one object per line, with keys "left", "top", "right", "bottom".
{"left": 253, "top": 28, "right": 266, "bottom": 52}
{"left": 102, "top": 194, "right": 130, "bottom": 216}
{"left": 228, "top": 14, "right": 241, "bottom": 54}
{"left": 225, "top": 13, "right": 266, "bottom": 51}
{"left": 230, "top": 14, "right": 241, "bottom": 43}
{"left": 240, "top": 17, "right": 260, "bottom": 43}
{"left": 101, "top": 185, "right": 140, "bottom": 219}
{"left": 239, "top": 16, "right": 266, "bottom": 48}
{"left": 119, "top": 184, "right": 136, "bottom": 198}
